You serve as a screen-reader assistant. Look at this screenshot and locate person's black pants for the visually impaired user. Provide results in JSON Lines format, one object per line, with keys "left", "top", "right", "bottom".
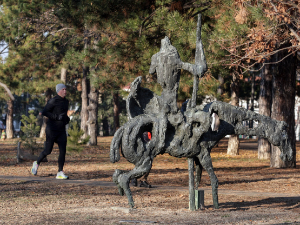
{"left": 37, "top": 127, "right": 67, "bottom": 172}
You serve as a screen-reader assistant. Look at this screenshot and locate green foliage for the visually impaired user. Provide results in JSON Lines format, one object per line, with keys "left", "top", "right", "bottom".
{"left": 0, "top": 0, "right": 266, "bottom": 136}
{"left": 67, "top": 121, "right": 90, "bottom": 152}
{"left": 20, "top": 110, "right": 42, "bottom": 155}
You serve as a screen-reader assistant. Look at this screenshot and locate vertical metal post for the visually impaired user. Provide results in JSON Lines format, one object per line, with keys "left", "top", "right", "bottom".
{"left": 188, "top": 158, "right": 195, "bottom": 211}
{"left": 195, "top": 189, "right": 204, "bottom": 210}
{"left": 188, "top": 13, "right": 207, "bottom": 211}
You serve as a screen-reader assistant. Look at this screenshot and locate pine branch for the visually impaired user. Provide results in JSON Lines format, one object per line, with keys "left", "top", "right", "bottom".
{"left": 0, "top": 82, "right": 15, "bottom": 100}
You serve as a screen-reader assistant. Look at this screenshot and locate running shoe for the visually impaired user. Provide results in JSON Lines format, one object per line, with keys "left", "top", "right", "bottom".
{"left": 31, "top": 161, "right": 39, "bottom": 175}
{"left": 56, "top": 171, "right": 69, "bottom": 179}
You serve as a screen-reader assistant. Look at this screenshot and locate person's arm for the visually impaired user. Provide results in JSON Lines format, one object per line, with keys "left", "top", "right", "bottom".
{"left": 42, "top": 99, "right": 59, "bottom": 120}
{"left": 64, "top": 112, "right": 70, "bottom": 125}
{"left": 64, "top": 100, "right": 70, "bottom": 124}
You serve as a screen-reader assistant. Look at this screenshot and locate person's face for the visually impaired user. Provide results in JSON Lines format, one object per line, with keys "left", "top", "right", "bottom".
{"left": 58, "top": 88, "right": 67, "bottom": 98}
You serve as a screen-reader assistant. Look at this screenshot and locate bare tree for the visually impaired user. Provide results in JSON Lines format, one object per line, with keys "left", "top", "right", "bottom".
{"left": 87, "top": 86, "right": 98, "bottom": 145}
{"left": 227, "top": 72, "right": 240, "bottom": 155}
{"left": 258, "top": 61, "right": 273, "bottom": 159}
{"left": 270, "top": 50, "right": 296, "bottom": 168}
{"left": 0, "top": 82, "right": 15, "bottom": 139}
{"left": 81, "top": 67, "right": 89, "bottom": 139}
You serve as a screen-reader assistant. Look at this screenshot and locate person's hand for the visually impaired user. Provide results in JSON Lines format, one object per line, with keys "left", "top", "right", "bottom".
{"left": 57, "top": 113, "right": 66, "bottom": 121}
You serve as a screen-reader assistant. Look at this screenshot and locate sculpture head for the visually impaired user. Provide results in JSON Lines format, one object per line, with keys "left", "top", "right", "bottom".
{"left": 161, "top": 36, "right": 171, "bottom": 49}
{"left": 160, "top": 36, "right": 178, "bottom": 54}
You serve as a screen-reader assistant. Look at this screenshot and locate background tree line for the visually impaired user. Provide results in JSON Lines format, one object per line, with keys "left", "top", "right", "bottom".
{"left": 0, "top": 0, "right": 299, "bottom": 168}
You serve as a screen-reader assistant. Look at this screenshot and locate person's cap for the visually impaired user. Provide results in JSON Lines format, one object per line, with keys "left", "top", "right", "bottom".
{"left": 56, "top": 83, "right": 66, "bottom": 93}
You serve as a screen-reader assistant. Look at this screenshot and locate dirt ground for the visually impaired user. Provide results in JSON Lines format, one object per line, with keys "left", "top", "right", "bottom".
{"left": 0, "top": 137, "right": 300, "bottom": 224}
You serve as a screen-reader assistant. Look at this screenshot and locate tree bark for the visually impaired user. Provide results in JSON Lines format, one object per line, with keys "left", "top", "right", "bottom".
{"left": 270, "top": 50, "right": 296, "bottom": 168}
{"left": 0, "top": 82, "right": 15, "bottom": 139}
{"left": 80, "top": 66, "right": 89, "bottom": 139}
{"left": 61, "top": 67, "right": 67, "bottom": 83}
{"left": 80, "top": 28, "right": 90, "bottom": 139}
{"left": 113, "top": 92, "right": 120, "bottom": 132}
{"left": 0, "top": 82, "right": 15, "bottom": 101}
{"left": 86, "top": 36, "right": 100, "bottom": 145}
{"left": 39, "top": 89, "right": 52, "bottom": 138}
{"left": 217, "top": 74, "right": 224, "bottom": 96}
{"left": 87, "top": 87, "right": 98, "bottom": 145}
{"left": 258, "top": 62, "right": 272, "bottom": 159}
{"left": 227, "top": 72, "right": 240, "bottom": 155}
{"left": 248, "top": 71, "right": 255, "bottom": 129}
{"left": 6, "top": 98, "right": 14, "bottom": 139}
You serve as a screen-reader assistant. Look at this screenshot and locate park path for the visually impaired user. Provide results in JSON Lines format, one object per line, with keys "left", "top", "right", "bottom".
{"left": 1, "top": 139, "right": 298, "bottom": 200}
{"left": 0, "top": 174, "right": 297, "bottom": 199}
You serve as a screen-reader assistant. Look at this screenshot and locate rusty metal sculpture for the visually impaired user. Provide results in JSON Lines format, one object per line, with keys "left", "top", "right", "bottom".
{"left": 110, "top": 14, "right": 293, "bottom": 209}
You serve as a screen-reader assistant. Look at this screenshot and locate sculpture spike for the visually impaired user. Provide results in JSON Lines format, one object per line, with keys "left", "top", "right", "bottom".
{"left": 191, "top": 13, "right": 207, "bottom": 108}
{"left": 195, "top": 14, "right": 207, "bottom": 69}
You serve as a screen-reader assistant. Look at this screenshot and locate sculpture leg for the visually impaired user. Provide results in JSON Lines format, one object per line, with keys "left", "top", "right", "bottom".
{"left": 197, "top": 152, "right": 219, "bottom": 209}
{"left": 118, "top": 173, "right": 135, "bottom": 208}
{"left": 112, "top": 169, "right": 125, "bottom": 196}
{"left": 113, "top": 170, "right": 135, "bottom": 208}
{"left": 113, "top": 157, "right": 153, "bottom": 208}
{"left": 194, "top": 156, "right": 203, "bottom": 189}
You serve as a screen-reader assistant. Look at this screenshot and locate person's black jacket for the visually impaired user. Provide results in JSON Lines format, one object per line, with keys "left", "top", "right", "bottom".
{"left": 42, "top": 95, "right": 70, "bottom": 131}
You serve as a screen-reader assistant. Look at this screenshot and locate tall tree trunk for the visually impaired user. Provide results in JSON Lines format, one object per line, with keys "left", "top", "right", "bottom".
{"left": 0, "top": 82, "right": 15, "bottom": 100}
{"left": 81, "top": 66, "right": 89, "bottom": 139}
{"left": 25, "top": 92, "right": 29, "bottom": 117}
{"left": 249, "top": 71, "right": 255, "bottom": 129}
{"left": 61, "top": 67, "right": 67, "bottom": 83}
{"left": 227, "top": 72, "right": 240, "bottom": 155}
{"left": 39, "top": 89, "right": 52, "bottom": 138}
{"left": 6, "top": 99, "right": 14, "bottom": 139}
{"left": 86, "top": 36, "right": 100, "bottom": 144}
{"left": 270, "top": 50, "right": 296, "bottom": 168}
{"left": 217, "top": 74, "right": 224, "bottom": 96}
{"left": 87, "top": 87, "right": 98, "bottom": 145}
{"left": 0, "top": 82, "right": 15, "bottom": 139}
{"left": 61, "top": 67, "right": 69, "bottom": 135}
{"left": 81, "top": 28, "right": 90, "bottom": 139}
{"left": 113, "top": 92, "right": 120, "bottom": 132}
{"left": 258, "top": 62, "right": 272, "bottom": 159}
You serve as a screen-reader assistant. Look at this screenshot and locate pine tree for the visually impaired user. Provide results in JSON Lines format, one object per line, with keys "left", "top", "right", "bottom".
{"left": 67, "top": 121, "right": 90, "bottom": 152}
{"left": 1, "top": 0, "right": 233, "bottom": 143}
{"left": 20, "top": 110, "right": 42, "bottom": 155}
{"left": 207, "top": 0, "right": 298, "bottom": 166}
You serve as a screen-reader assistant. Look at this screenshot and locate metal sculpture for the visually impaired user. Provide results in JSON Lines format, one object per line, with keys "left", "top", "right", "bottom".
{"left": 110, "top": 14, "right": 293, "bottom": 209}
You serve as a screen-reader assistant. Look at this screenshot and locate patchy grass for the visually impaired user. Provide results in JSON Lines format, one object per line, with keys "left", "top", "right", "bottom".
{"left": 0, "top": 137, "right": 299, "bottom": 224}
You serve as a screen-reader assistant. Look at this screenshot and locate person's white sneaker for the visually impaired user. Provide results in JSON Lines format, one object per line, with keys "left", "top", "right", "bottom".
{"left": 56, "top": 171, "right": 69, "bottom": 179}
{"left": 31, "top": 161, "right": 39, "bottom": 175}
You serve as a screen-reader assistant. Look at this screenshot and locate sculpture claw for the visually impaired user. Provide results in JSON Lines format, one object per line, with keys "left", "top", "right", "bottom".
{"left": 117, "top": 185, "right": 124, "bottom": 196}
{"left": 129, "top": 201, "right": 135, "bottom": 208}
{"left": 214, "top": 204, "right": 219, "bottom": 209}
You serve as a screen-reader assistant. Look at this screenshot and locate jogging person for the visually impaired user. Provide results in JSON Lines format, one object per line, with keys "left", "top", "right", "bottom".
{"left": 31, "top": 83, "right": 70, "bottom": 179}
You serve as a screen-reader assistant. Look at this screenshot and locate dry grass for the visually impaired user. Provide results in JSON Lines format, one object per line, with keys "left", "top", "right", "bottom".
{"left": 0, "top": 137, "right": 300, "bottom": 224}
